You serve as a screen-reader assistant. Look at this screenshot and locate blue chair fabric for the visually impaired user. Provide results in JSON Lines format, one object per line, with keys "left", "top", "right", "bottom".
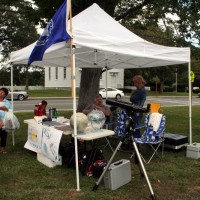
{"left": 134, "top": 113, "right": 166, "bottom": 164}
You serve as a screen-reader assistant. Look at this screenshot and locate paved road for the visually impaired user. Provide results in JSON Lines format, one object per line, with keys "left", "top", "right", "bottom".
{"left": 13, "top": 99, "right": 74, "bottom": 112}
{"left": 12, "top": 96, "right": 200, "bottom": 112}
{"left": 146, "top": 96, "right": 200, "bottom": 107}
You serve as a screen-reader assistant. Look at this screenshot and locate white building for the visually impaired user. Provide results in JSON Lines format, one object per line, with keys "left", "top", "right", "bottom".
{"left": 44, "top": 67, "right": 124, "bottom": 88}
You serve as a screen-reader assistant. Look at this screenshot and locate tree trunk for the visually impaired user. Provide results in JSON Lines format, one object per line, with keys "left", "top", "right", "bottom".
{"left": 159, "top": 78, "right": 164, "bottom": 93}
{"left": 77, "top": 68, "right": 102, "bottom": 112}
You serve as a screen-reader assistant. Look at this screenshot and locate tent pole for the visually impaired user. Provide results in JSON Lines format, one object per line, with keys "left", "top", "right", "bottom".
{"left": 69, "top": 0, "right": 80, "bottom": 191}
{"left": 10, "top": 63, "right": 14, "bottom": 109}
{"left": 71, "top": 47, "right": 80, "bottom": 191}
{"left": 106, "top": 67, "right": 108, "bottom": 99}
{"left": 68, "top": 0, "right": 73, "bottom": 98}
{"left": 188, "top": 61, "right": 192, "bottom": 145}
{"left": 10, "top": 63, "right": 15, "bottom": 146}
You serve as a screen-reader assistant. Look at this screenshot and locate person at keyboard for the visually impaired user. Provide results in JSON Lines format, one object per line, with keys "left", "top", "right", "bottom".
{"left": 120, "top": 75, "right": 146, "bottom": 152}
{"left": 130, "top": 75, "right": 146, "bottom": 108}
{"left": 130, "top": 75, "right": 146, "bottom": 127}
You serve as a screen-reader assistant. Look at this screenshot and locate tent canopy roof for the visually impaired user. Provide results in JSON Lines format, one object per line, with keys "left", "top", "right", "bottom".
{"left": 10, "top": 3, "right": 190, "bottom": 68}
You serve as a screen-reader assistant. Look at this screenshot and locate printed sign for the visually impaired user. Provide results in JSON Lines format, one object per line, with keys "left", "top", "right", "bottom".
{"left": 42, "top": 127, "right": 62, "bottom": 162}
{"left": 25, "top": 123, "right": 43, "bottom": 153}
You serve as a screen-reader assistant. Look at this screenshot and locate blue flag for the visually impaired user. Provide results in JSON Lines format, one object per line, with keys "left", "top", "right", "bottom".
{"left": 28, "top": 0, "right": 71, "bottom": 65}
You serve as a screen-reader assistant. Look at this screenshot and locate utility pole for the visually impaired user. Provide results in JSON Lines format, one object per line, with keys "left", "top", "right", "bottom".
{"left": 175, "top": 67, "right": 178, "bottom": 93}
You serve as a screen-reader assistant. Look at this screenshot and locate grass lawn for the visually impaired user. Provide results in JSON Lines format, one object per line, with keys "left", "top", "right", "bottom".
{"left": 28, "top": 89, "right": 198, "bottom": 98}
{"left": 0, "top": 107, "right": 200, "bottom": 200}
{"left": 28, "top": 89, "right": 74, "bottom": 97}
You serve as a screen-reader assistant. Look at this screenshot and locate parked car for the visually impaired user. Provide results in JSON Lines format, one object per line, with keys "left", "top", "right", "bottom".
{"left": 6, "top": 90, "right": 28, "bottom": 101}
{"left": 99, "top": 87, "right": 124, "bottom": 99}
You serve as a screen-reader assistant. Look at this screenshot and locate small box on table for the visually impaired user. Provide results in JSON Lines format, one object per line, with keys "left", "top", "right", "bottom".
{"left": 104, "top": 159, "right": 131, "bottom": 190}
{"left": 186, "top": 143, "right": 200, "bottom": 159}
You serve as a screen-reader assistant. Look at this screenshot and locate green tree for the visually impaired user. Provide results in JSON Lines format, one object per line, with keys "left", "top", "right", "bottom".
{"left": 0, "top": 66, "right": 10, "bottom": 85}
{"left": 121, "top": 3, "right": 198, "bottom": 93}
{"left": 0, "top": 0, "right": 39, "bottom": 89}
{"left": 0, "top": 0, "right": 39, "bottom": 59}
{"left": 5, "top": 0, "right": 200, "bottom": 103}
{"left": 0, "top": 64, "right": 44, "bottom": 87}
{"left": 29, "top": 67, "right": 45, "bottom": 86}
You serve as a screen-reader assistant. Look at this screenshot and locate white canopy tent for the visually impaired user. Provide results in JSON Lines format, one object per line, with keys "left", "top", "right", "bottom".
{"left": 9, "top": 3, "right": 192, "bottom": 190}
{"left": 10, "top": 3, "right": 190, "bottom": 68}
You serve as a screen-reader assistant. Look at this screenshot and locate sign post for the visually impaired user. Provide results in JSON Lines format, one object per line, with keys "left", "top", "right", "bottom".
{"left": 175, "top": 67, "right": 178, "bottom": 93}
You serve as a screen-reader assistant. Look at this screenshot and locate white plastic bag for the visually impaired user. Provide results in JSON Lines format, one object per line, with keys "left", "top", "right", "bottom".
{"left": 2, "top": 111, "right": 20, "bottom": 132}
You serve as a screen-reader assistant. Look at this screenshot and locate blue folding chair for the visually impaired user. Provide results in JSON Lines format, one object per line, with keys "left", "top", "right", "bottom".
{"left": 102, "top": 116, "right": 118, "bottom": 152}
{"left": 134, "top": 113, "right": 166, "bottom": 164}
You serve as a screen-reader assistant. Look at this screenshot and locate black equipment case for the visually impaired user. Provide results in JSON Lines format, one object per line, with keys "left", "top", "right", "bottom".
{"left": 163, "top": 133, "right": 188, "bottom": 150}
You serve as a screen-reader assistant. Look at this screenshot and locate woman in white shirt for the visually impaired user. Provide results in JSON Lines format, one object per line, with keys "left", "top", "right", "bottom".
{"left": 0, "top": 87, "right": 12, "bottom": 154}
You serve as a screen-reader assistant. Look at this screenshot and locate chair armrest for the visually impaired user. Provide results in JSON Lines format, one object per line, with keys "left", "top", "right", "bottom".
{"left": 134, "top": 124, "right": 145, "bottom": 130}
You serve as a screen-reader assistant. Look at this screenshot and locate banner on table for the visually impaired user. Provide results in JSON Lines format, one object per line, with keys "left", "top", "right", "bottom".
{"left": 25, "top": 123, "right": 43, "bottom": 153}
{"left": 41, "top": 127, "right": 63, "bottom": 162}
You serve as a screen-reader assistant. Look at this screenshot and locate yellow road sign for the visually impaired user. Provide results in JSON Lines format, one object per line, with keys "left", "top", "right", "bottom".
{"left": 190, "top": 71, "right": 195, "bottom": 82}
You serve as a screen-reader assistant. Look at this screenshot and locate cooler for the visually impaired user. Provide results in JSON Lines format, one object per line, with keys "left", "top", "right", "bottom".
{"left": 104, "top": 159, "right": 131, "bottom": 190}
{"left": 186, "top": 143, "right": 200, "bottom": 159}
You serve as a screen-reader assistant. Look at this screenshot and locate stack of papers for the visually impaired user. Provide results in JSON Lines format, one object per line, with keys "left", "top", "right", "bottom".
{"left": 34, "top": 116, "right": 46, "bottom": 123}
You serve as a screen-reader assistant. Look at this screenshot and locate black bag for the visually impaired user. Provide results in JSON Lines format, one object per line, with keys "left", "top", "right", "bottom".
{"left": 79, "top": 151, "right": 91, "bottom": 175}
{"left": 79, "top": 148, "right": 105, "bottom": 176}
{"left": 92, "top": 159, "right": 107, "bottom": 178}
{"left": 59, "top": 144, "right": 75, "bottom": 168}
{"left": 59, "top": 138, "right": 86, "bottom": 168}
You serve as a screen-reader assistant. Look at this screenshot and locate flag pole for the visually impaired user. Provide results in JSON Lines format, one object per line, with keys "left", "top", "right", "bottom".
{"left": 68, "top": 0, "right": 80, "bottom": 191}
{"left": 70, "top": 2, "right": 74, "bottom": 98}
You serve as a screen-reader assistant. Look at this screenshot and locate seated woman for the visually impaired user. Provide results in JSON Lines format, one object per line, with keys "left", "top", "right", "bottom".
{"left": 82, "top": 94, "right": 111, "bottom": 117}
